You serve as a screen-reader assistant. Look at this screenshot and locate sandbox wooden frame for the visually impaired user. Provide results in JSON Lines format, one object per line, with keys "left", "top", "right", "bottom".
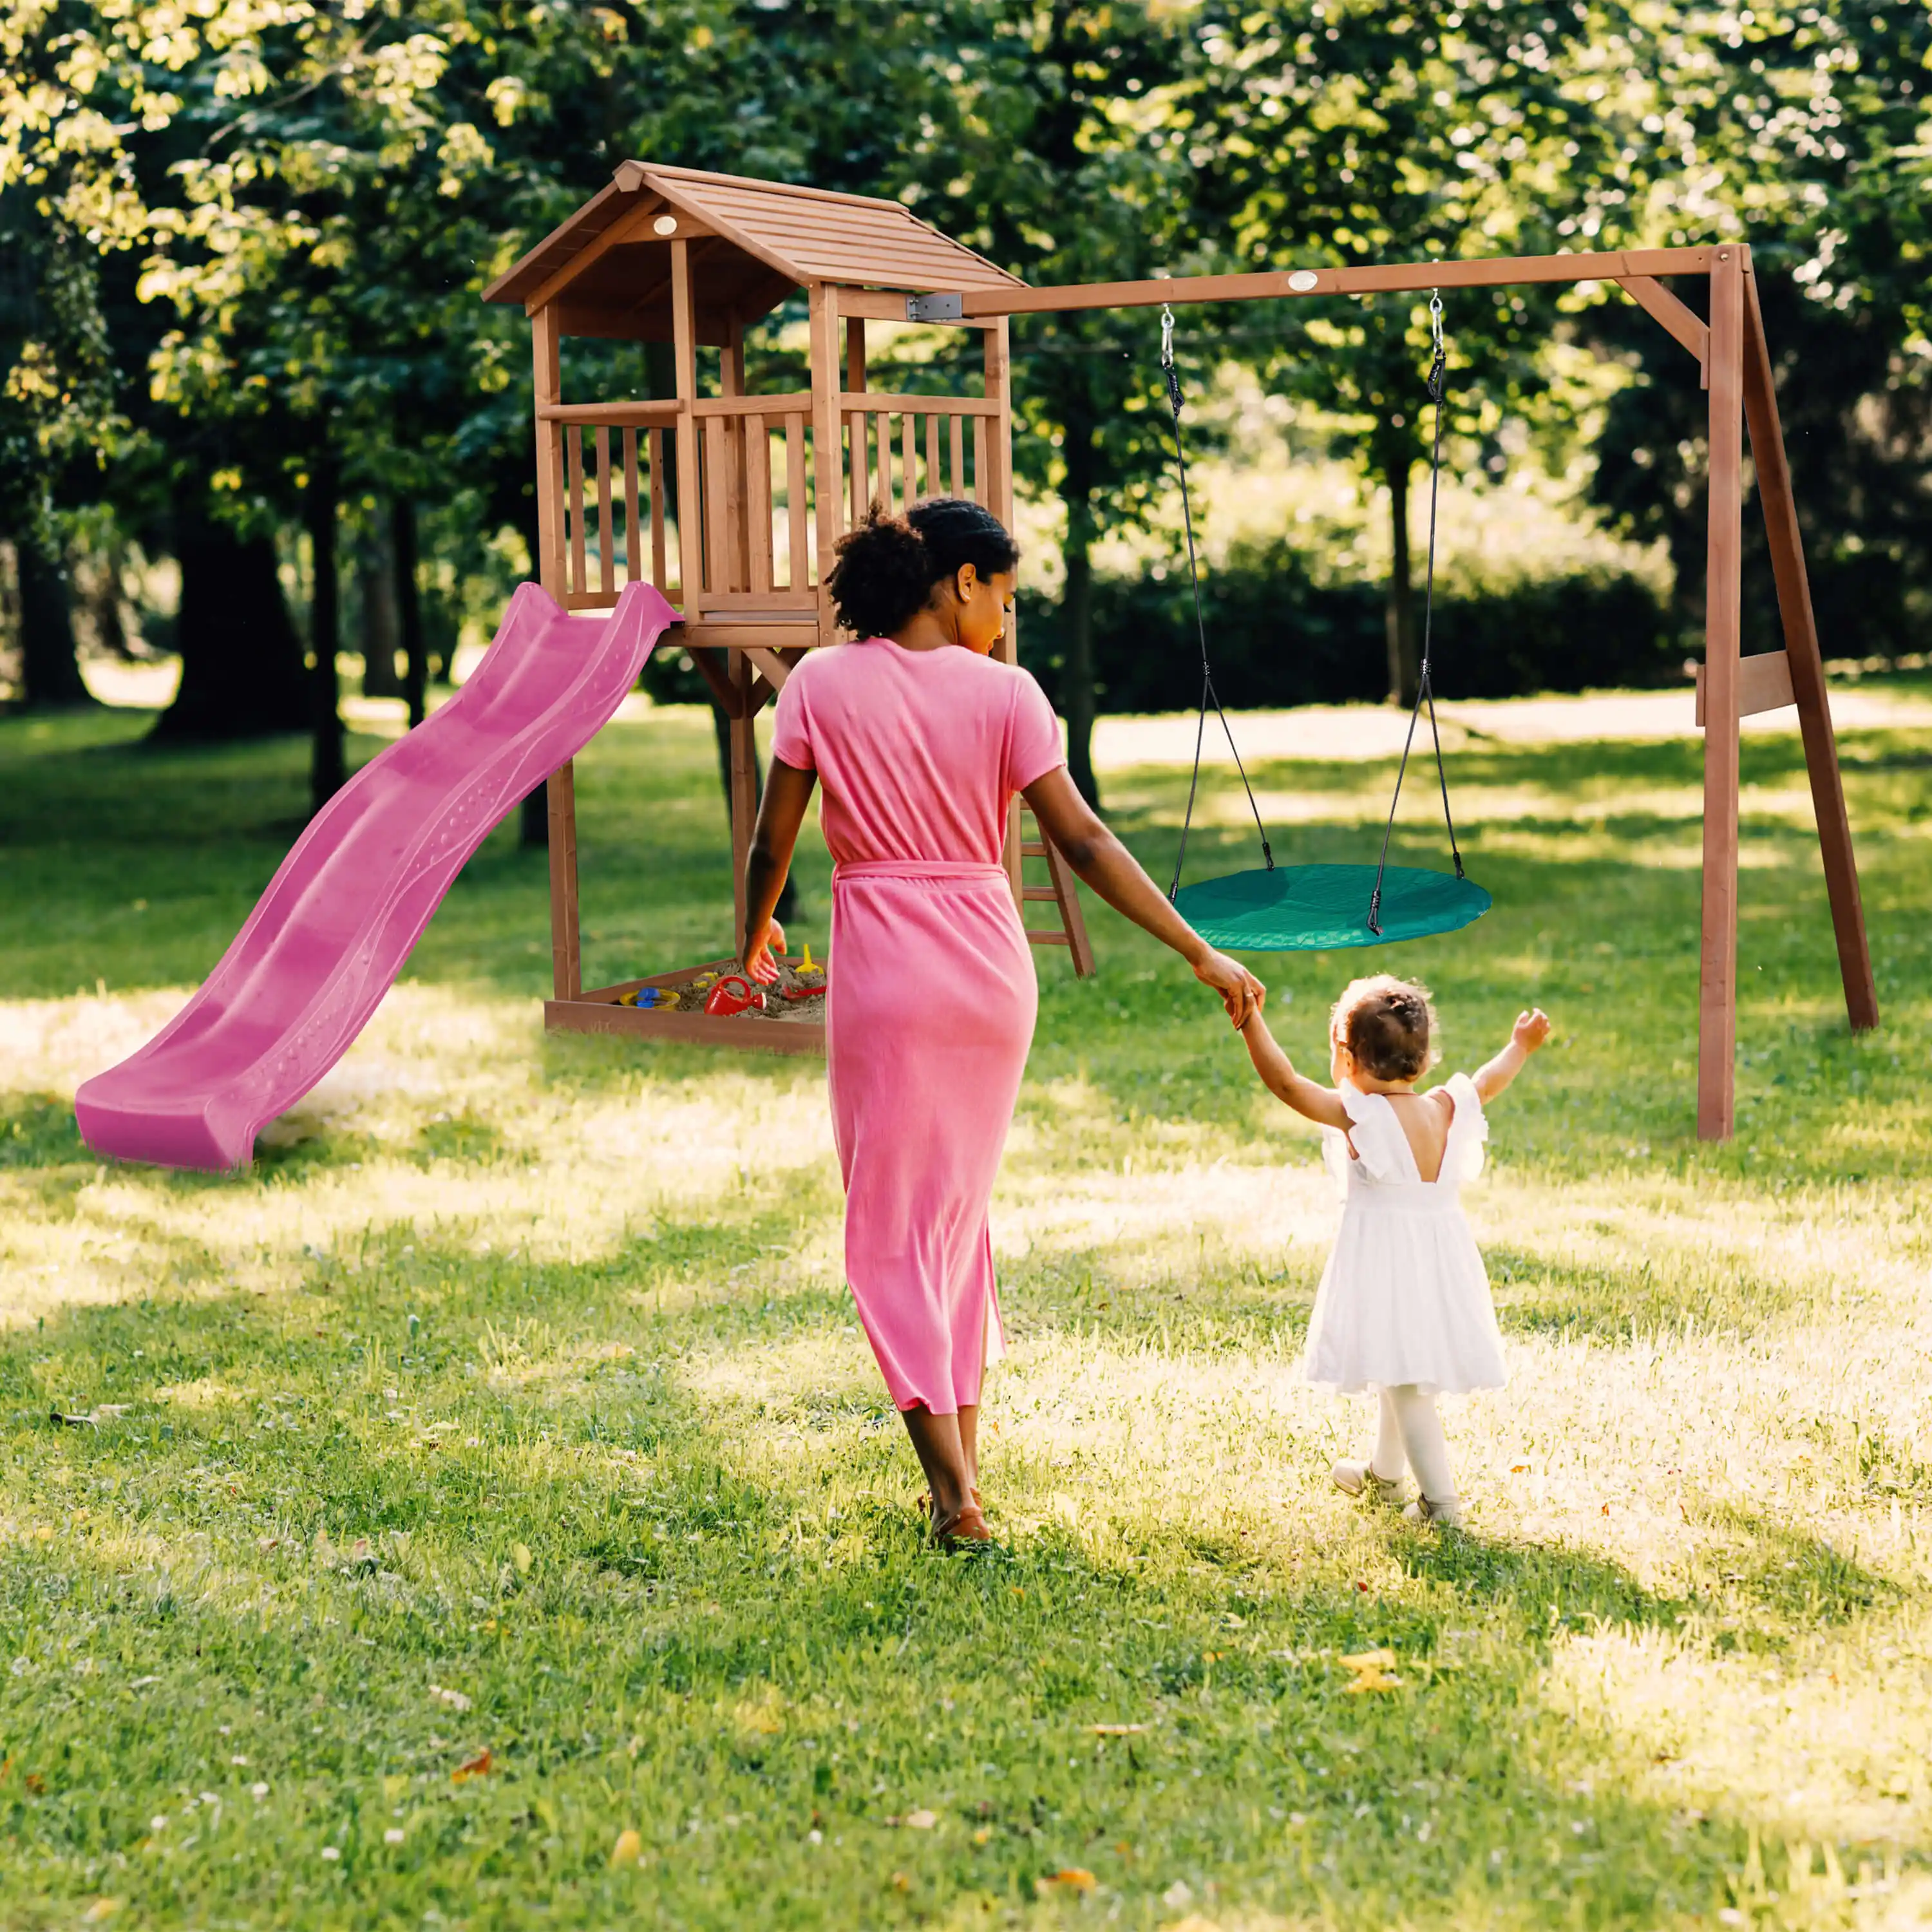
{"left": 489, "top": 171, "right": 1874, "bottom": 1140}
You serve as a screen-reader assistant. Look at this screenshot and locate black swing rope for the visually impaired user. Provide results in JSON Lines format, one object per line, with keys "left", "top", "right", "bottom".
{"left": 1160, "top": 303, "right": 1274, "bottom": 902}
{"left": 1367, "top": 291, "right": 1465, "bottom": 935}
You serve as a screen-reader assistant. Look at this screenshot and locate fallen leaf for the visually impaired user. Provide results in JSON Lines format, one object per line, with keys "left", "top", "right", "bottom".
{"left": 511, "top": 1543, "right": 533, "bottom": 1575}
{"left": 1088, "top": 1724, "right": 1146, "bottom": 1737}
{"left": 452, "top": 1750, "right": 492, "bottom": 1783}
{"left": 1037, "top": 1869, "right": 1096, "bottom": 1893}
{"left": 904, "top": 1808, "right": 938, "bottom": 1829}
{"left": 610, "top": 1827, "right": 643, "bottom": 1868}
{"left": 972, "top": 1826, "right": 994, "bottom": 1845}
{"left": 82, "top": 1901, "right": 122, "bottom": 1923}
{"left": 1338, "top": 1649, "right": 1397, "bottom": 1671}
{"left": 428, "top": 1683, "right": 472, "bottom": 1712}
{"left": 889, "top": 1871, "right": 911, "bottom": 1891}
{"left": 1338, "top": 1648, "right": 1402, "bottom": 1694}
{"left": 23, "top": 1773, "right": 43, "bottom": 1794}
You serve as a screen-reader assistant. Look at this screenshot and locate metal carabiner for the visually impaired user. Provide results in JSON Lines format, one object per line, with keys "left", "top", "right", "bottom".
{"left": 1430, "top": 289, "right": 1444, "bottom": 353}
{"left": 1160, "top": 302, "right": 1176, "bottom": 369}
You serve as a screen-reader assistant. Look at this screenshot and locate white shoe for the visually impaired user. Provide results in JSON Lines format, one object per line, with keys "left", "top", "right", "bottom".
{"left": 1331, "top": 1459, "right": 1412, "bottom": 1506}
{"left": 1402, "top": 1494, "right": 1466, "bottom": 1528}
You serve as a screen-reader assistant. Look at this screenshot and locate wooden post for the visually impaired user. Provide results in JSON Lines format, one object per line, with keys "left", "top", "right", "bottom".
{"left": 846, "top": 316, "right": 867, "bottom": 531}
{"left": 808, "top": 284, "right": 842, "bottom": 638}
{"left": 532, "top": 302, "right": 581, "bottom": 1001}
{"left": 985, "top": 316, "right": 1025, "bottom": 902}
{"left": 1741, "top": 272, "right": 1879, "bottom": 1033}
{"left": 730, "top": 652, "right": 758, "bottom": 945}
{"left": 670, "top": 239, "right": 703, "bottom": 608}
{"left": 1698, "top": 246, "right": 1747, "bottom": 1141}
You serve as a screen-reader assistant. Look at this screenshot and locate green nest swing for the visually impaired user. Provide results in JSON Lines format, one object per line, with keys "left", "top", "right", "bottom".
{"left": 1155, "top": 296, "right": 1490, "bottom": 954}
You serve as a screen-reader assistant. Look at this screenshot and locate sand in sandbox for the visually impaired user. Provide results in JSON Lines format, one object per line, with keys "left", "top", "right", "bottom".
{"left": 672, "top": 958, "right": 826, "bottom": 1024}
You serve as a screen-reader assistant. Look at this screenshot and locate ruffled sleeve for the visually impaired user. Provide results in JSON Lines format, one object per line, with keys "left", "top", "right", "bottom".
{"left": 1323, "top": 1081, "right": 1417, "bottom": 1186}
{"left": 1441, "top": 1072, "right": 1489, "bottom": 1184}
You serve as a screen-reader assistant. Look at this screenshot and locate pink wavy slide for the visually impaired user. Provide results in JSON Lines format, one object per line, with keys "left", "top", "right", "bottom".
{"left": 75, "top": 580, "right": 677, "bottom": 1171}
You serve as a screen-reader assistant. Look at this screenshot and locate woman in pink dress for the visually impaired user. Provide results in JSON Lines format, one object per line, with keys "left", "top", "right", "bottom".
{"left": 743, "top": 499, "right": 1262, "bottom": 1544}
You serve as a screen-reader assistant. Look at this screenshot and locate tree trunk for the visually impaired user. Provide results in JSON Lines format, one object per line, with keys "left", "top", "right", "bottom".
{"left": 307, "top": 451, "right": 346, "bottom": 814}
{"left": 1059, "top": 421, "right": 1101, "bottom": 808}
{"left": 1383, "top": 449, "right": 1417, "bottom": 707}
{"left": 394, "top": 497, "right": 426, "bottom": 728}
{"left": 357, "top": 520, "right": 403, "bottom": 697}
{"left": 15, "top": 533, "right": 95, "bottom": 709}
{"left": 154, "top": 516, "right": 309, "bottom": 739}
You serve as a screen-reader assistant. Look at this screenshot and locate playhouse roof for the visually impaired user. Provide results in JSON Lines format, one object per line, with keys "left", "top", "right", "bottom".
{"left": 481, "top": 163, "right": 1023, "bottom": 340}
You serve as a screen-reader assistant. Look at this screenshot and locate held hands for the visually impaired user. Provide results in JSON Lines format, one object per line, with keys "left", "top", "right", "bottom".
{"left": 742, "top": 916, "right": 787, "bottom": 985}
{"left": 1193, "top": 949, "right": 1266, "bottom": 1028}
{"left": 1512, "top": 1008, "right": 1552, "bottom": 1053}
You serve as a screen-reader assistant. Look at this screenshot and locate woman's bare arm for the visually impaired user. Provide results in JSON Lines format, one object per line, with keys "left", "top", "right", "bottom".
{"left": 741, "top": 757, "right": 817, "bottom": 981}
{"left": 1021, "top": 766, "right": 1264, "bottom": 1027}
{"left": 1238, "top": 1011, "right": 1352, "bottom": 1129}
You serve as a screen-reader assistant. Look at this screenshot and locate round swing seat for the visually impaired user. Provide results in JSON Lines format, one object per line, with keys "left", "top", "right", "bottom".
{"left": 1173, "top": 862, "right": 1491, "bottom": 953}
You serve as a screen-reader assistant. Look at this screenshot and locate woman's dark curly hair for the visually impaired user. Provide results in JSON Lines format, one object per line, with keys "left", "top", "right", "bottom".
{"left": 825, "top": 497, "right": 1019, "bottom": 639}
{"left": 1331, "top": 974, "right": 1440, "bottom": 1083}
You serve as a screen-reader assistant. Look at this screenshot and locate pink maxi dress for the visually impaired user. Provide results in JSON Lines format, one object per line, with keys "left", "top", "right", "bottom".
{"left": 770, "top": 636, "right": 1066, "bottom": 1414}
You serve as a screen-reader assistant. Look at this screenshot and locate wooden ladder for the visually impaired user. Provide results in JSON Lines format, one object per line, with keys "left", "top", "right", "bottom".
{"left": 1014, "top": 804, "right": 1095, "bottom": 976}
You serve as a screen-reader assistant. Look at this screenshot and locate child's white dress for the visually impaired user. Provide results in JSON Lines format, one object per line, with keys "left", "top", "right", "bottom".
{"left": 1302, "top": 1075, "right": 1507, "bottom": 1395}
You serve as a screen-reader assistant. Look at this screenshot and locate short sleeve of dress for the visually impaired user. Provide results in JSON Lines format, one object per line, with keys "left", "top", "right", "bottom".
{"left": 770, "top": 662, "right": 813, "bottom": 772}
{"left": 1002, "top": 668, "right": 1066, "bottom": 795}
{"left": 1327, "top": 1081, "right": 1415, "bottom": 1184}
{"left": 1442, "top": 1072, "right": 1490, "bottom": 1184}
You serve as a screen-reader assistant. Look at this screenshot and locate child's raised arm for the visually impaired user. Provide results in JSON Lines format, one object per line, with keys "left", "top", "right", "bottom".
{"left": 1240, "top": 1012, "right": 1351, "bottom": 1130}
{"left": 1473, "top": 1008, "right": 1552, "bottom": 1103}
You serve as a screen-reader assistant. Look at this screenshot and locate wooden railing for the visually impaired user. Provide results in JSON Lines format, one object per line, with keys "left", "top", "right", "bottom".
{"left": 538, "top": 388, "right": 1000, "bottom": 620}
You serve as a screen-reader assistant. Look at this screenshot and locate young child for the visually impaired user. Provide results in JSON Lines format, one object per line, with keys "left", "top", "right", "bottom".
{"left": 1238, "top": 976, "right": 1550, "bottom": 1527}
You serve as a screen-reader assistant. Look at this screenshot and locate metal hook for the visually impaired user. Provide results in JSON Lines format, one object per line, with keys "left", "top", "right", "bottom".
{"left": 1430, "top": 290, "right": 1444, "bottom": 352}
{"left": 1160, "top": 303, "right": 1175, "bottom": 368}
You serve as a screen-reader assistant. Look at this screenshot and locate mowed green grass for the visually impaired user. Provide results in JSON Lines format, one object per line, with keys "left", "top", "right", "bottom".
{"left": 0, "top": 690, "right": 1928, "bottom": 1931}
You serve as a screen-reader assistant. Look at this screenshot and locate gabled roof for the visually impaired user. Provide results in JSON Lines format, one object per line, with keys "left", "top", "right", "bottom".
{"left": 481, "top": 163, "right": 1023, "bottom": 341}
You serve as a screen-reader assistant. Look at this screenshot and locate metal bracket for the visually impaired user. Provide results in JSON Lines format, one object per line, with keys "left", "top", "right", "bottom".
{"left": 905, "top": 291, "right": 964, "bottom": 323}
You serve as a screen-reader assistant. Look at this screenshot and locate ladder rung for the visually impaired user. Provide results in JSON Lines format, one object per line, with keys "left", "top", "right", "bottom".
{"left": 1021, "top": 886, "right": 1058, "bottom": 901}
{"left": 1020, "top": 842, "right": 1047, "bottom": 858}
{"left": 1026, "top": 929, "right": 1071, "bottom": 946}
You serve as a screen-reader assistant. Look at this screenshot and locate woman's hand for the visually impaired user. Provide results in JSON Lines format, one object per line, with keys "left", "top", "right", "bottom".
{"left": 1192, "top": 947, "right": 1265, "bottom": 1028}
{"left": 743, "top": 915, "right": 786, "bottom": 985}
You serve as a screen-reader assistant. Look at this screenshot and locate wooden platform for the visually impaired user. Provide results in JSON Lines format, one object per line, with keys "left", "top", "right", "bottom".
{"left": 544, "top": 956, "right": 826, "bottom": 1057}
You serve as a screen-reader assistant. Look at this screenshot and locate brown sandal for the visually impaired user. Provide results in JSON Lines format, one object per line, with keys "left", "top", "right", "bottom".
{"left": 931, "top": 1500, "right": 992, "bottom": 1548}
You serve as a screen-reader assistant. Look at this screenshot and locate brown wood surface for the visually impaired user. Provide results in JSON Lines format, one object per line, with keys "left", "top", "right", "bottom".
{"left": 835, "top": 392, "right": 1001, "bottom": 417}
{"left": 536, "top": 399, "right": 681, "bottom": 425}
{"left": 546, "top": 759, "right": 581, "bottom": 1001}
{"left": 565, "top": 425, "right": 587, "bottom": 596}
{"left": 1036, "top": 812, "right": 1096, "bottom": 977}
{"left": 670, "top": 238, "right": 703, "bottom": 610}
{"left": 703, "top": 415, "right": 730, "bottom": 594}
{"left": 684, "top": 620, "right": 826, "bottom": 650}
{"left": 546, "top": 996, "right": 825, "bottom": 1057}
{"left": 688, "top": 645, "right": 742, "bottom": 717}
{"left": 784, "top": 414, "right": 808, "bottom": 591}
{"left": 622, "top": 428, "right": 642, "bottom": 581}
{"left": 1622, "top": 276, "right": 1710, "bottom": 377}
{"left": 949, "top": 415, "right": 965, "bottom": 497}
{"left": 1694, "top": 648, "right": 1794, "bottom": 725}
{"left": 531, "top": 305, "right": 567, "bottom": 597}
{"left": 649, "top": 427, "right": 668, "bottom": 590}
{"left": 925, "top": 414, "right": 942, "bottom": 496}
{"left": 595, "top": 427, "right": 615, "bottom": 597}
{"left": 689, "top": 390, "right": 817, "bottom": 417}
{"left": 955, "top": 247, "right": 1717, "bottom": 318}
{"left": 1698, "top": 247, "right": 1747, "bottom": 1141}
{"left": 903, "top": 413, "right": 918, "bottom": 506}
{"left": 741, "top": 645, "right": 793, "bottom": 689}
{"left": 520, "top": 193, "right": 667, "bottom": 316}
{"left": 1741, "top": 271, "right": 1879, "bottom": 1032}
{"left": 730, "top": 653, "right": 757, "bottom": 945}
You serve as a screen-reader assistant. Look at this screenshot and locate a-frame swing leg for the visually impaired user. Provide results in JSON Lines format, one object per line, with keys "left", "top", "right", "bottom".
{"left": 1739, "top": 274, "right": 1879, "bottom": 1036}
{"left": 1697, "top": 248, "right": 1747, "bottom": 1141}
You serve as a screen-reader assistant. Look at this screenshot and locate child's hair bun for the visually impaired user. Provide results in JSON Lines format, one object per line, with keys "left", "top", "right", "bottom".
{"left": 1331, "top": 974, "right": 1439, "bottom": 1082}
{"left": 826, "top": 498, "right": 1020, "bottom": 639}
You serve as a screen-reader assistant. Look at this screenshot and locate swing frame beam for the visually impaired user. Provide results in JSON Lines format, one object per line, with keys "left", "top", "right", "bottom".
{"left": 929, "top": 240, "right": 1877, "bottom": 1142}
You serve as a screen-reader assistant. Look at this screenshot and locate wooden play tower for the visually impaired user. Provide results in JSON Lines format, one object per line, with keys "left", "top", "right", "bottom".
{"left": 482, "top": 163, "right": 1095, "bottom": 1062}
{"left": 488, "top": 163, "right": 1876, "bottom": 1139}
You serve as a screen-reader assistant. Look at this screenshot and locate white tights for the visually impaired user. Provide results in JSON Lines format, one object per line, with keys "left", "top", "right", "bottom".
{"left": 1370, "top": 1385, "right": 1457, "bottom": 1504}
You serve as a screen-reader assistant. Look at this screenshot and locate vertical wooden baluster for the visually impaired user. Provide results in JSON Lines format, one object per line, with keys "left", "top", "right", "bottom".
{"left": 810, "top": 285, "right": 842, "bottom": 635}
{"left": 875, "top": 412, "right": 891, "bottom": 513}
{"left": 846, "top": 316, "right": 867, "bottom": 531}
{"left": 971, "top": 415, "right": 987, "bottom": 509}
{"left": 723, "top": 320, "right": 750, "bottom": 593}
{"left": 565, "top": 426, "right": 587, "bottom": 596}
{"left": 595, "top": 427, "right": 614, "bottom": 598}
{"left": 785, "top": 413, "right": 808, "bottom": 592}
{"left": 705, "top": 415, "right": 730, "bottom": 598}
{"left": 749, "top": 416, "right": 774, "bottom": 594}
{"left": 903, "top": 413, "right": 918, "bottom": 510}
{"left": 925, "top": 414, "right": 941, "bottom": 501}
{"left": 670, "top": 238, "right": 701, "bottom": 609}
{"left": 949, "top": 415, "right": 965, "bottom": 498}
{"left": 649, "top": 428, "right": 667, "bottom": 592}
{"left": 622, "top": 428, "right": 641, "bottom": 583}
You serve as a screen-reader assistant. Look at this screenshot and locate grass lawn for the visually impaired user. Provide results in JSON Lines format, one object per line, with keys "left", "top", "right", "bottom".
{"left": 0, "top": 687, "right": 1928, "bottom": 1931}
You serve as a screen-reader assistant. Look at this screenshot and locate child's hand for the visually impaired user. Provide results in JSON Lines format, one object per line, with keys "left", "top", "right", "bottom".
{"left": 1512, "top": 1008, "right": 1551, "bottom": 1053}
